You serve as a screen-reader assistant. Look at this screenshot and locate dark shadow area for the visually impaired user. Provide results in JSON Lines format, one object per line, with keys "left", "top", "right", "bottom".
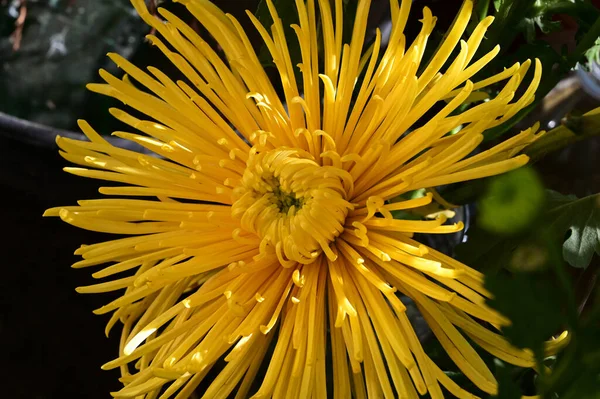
{"left": 0, "top": 136, "right": 121, "bottom": 398}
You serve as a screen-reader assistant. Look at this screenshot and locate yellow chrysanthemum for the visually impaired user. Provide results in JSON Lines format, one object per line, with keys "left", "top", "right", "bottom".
{"left": 45, "top": 0, "right": 569, "bottom": 398}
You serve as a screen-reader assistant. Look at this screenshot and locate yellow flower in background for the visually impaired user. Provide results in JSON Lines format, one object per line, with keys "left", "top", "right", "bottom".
{"left": 45, "top": 0, "right": 569, "bottom": 398}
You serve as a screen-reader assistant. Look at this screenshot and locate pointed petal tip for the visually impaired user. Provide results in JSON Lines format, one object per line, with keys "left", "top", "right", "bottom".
{"left": 42, "top": 209, "right": 56, "bottom": 217}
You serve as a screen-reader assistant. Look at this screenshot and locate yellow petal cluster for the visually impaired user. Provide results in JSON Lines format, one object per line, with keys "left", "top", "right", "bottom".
{"left": 45, "top": 0, "right": 569, "bottom": 398}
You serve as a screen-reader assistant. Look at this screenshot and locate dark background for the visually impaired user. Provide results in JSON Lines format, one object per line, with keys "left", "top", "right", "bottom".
{"left": 0, "top": 136, "right": 122, "bottom": 397}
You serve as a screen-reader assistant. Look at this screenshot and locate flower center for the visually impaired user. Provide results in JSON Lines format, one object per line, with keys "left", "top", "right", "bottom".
{"left": 265, "top": 177, "right": 305, "bottom": 213}
{"left": 232, "top": 148, "right": 354, "bottom": 265}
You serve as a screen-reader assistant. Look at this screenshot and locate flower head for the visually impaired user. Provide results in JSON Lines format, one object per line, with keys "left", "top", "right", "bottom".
{"left": 46, "top": 0, "right": 568, "bottom": 397}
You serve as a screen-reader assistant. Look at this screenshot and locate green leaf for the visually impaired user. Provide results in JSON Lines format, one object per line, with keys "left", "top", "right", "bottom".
{"left": 485, "top": 272, "right": 567, "bottom": 353}
{"left": 542, "top": 191, "right": 600, "bottom": 269}
{"left": 493, "top": 363, "right": 523, "bottom": 399}
{"left": 474, "top": 0, "right": 491, "bottom": 21}
{"left": 584, "top": 37, "right": 600, "bottom": 66}
{"left": 457, "top": 190, "right": 600, "bottom": 272}
{"left": 485, "top": 264, "right": 600, "bottom": 398}
{"left": 543, "top": 322, "right": 600, "bottom": 398}
{"left": 493, "top": 0, "right": 502, "bottom": 12}
{"left": 559, "top": 194, "right": 600, "bottom": 268}
{"left": 545, "top": 189, "right": 578, "bottom": 206}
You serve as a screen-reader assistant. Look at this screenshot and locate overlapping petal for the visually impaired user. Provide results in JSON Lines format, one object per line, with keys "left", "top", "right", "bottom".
{"left": 46, "top": 1, "right": 569, "bottom": 398}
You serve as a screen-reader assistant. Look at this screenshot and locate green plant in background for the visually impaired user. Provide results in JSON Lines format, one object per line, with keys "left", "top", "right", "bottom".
{"left": 459, "top": 169, "right": 600, "bottom": 398}
{"left": 446, "top": 4, "right": 600, "bottom": 394}
{"left": 478, "top": 0, "right": 600, "bottom": 140}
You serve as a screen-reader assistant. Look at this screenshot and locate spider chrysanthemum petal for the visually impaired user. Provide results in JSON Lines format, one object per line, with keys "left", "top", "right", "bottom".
{"left": 45, "top": 0, "right": 569, "bottom": 398}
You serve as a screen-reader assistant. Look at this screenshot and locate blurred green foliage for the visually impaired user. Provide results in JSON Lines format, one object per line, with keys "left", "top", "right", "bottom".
{"left": 457, "top": 189, "right": 600, "bottom": 273}
{"left": 486, "top": 266, "right": 600, "bottom": 398}
{"left": 458, "top": 167, "right": 600, "bottom": 398}
{"left": 478, "top": 167, "right": 546, "bottom": 235}
{"left": 486, "top": 272, "right": 567, "bottom": 358}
